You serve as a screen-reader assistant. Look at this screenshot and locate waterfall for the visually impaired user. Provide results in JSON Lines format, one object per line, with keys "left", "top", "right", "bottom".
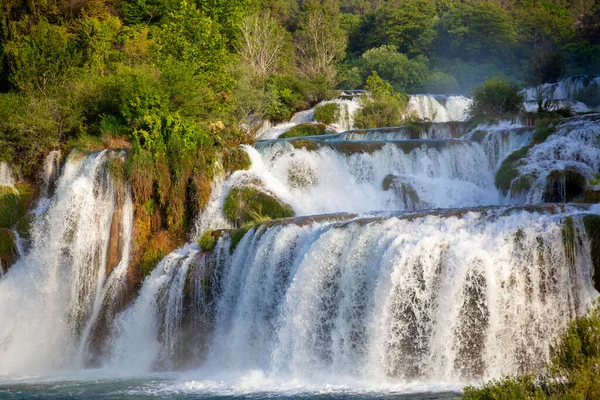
{"left": 255, "top": 94, "right": 472, "bottom": 141}
{"left": 463, "top": 121, "right": 534, "bottom": 169}
{"left": 405, "top": 95, "right": 472, "bottom": 122}
{"left": 505, "top": 115, "right": 600, "bottom": 203}
{"left": 0, "top": 161, "right": 15, "bottom": 188}
{"left": 108, "top": 205, "right": 598, "bottom": 384}
{"left": 231, "top": 140, "right": 498, "bottom": 214}
{"left": 0, "top": 150, "right": 133, "bottom": 375}
{"left": 522, "top": 75, "right": 600, "bottom": 112}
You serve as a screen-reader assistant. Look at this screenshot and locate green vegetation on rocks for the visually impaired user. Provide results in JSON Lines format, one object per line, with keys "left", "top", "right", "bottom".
{"left": 223, "top": 186, "right": 295, "bottom": 226}
{"left": 314, "top": 103, "right": 340, "bottom": 124}
{"left": 495, "top": 146, "right": 531, "bottom": 194}
{"left": 354, "top": 72, "right": 409, "bottom": 129}
{"left": 197, "top": 229, "right": 218, "bottom": 252}
{"left": 0, "top": 186, "right": 19, "bottom": 228}
{"left": 278, "top": 123, "right": 328, "bottom": 139}
{"left": 0, "top": 228, "right": 16, "bottom": 269}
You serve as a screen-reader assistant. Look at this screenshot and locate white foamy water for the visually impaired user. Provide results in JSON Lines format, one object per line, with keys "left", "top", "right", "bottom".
{"left": 235, "top": 141, "right": 498, "bottom": 214}
{"left": 405, "top": 95, "right": 472, "bottom": 122}
{"left": 0, "top": 151, "right": 133, "bottom": 375}
{"left": 507, "top": 115, "right": 600, "bottom": 202}
{"left": 0, "top": 161, "right": 15, "bottom": 188}
{"left": 106, "top": 205, "right": 597, "bottom": 386}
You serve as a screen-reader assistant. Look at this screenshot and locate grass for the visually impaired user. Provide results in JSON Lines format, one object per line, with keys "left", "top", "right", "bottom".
{"left": 278, "top": 123, "right": 328, "bottom": 139}
{"left": 197, "top": 229, "right": 217, "bottom": 251}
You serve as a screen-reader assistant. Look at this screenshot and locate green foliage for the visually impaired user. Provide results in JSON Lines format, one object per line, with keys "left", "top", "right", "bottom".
{"left": 463, "top": 375, "right": 547, "bottom": 399}
{"left": 495, "top": 146, "right": 531, "bottom": 194}
{"left": 223, "top": 186, "right": 294, "bottom": 226}
{"left": 264, "top": 74, "right": 322, "bottom": 121}
{"left": 279, "top": 123, "right": 327, "bottom": 139}
{"left": 197, "top": 229, "right": 217, "bottom": 251}
{"left": 354, "top": 72, "right": 408, "bottom": 129}
{"left": 5, "top": 20, "right": 81, "bottom": 93}
{"left": 314, "top": 103, "right": 339, "bottom": 124}
{"left": 377, "top": 0, "right": 437, "bottom": 57}
{"left": 438, "top": 2, "right": 517, "bottom": 63}
{"left": 360, "top": 45, "right": 429, "bottom": 92}
{"left": 469, "top": 77, "right": 524, "bottom": 120}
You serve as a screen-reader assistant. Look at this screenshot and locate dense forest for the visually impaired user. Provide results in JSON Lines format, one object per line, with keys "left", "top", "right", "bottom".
{"left": 1, "top": 0, "right": 600, "bottom": 176}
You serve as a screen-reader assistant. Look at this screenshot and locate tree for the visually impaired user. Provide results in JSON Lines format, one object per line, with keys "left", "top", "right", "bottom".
{"left": 5, "top": 20, "right": 81, "bottom": 93}
{"left": 237, "top": 12, "right": 291, "bottom": 81}
{"left": 438, "top": 1, "right": 517, "bottom": 63}
{"left": 378, "top": 0, "right": 438, "bottom": 56}
{"left": 360, "top": 44, "right": 429, "bottom": 91}
{"left": 295, "top": 0, "right": 347, "bottom": 84}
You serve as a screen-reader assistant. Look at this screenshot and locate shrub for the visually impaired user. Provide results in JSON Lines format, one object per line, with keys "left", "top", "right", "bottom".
{"left": 314, "top": 103, "right": 340, "bottom": 124}
{"left": 354, "top": 72, "right": 408, "bottom": 129}
{"left": 468, "top": 76, "right": 524, "bottom": 120}
{"left": 278, "top": 123, "right": 328, "bottom": 139}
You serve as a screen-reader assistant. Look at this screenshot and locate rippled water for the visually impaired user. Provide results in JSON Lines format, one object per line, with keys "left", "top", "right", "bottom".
{"left": 0, "top": 374, "right": 461, "bottom": 399}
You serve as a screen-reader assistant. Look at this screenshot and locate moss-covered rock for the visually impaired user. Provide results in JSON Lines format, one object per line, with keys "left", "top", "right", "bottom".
{"left": 495, "top": 146, "right": 531, "bottom": 194}
{"left": 223, "top": 186, "right": 295, "bottom": 226}
{"left": 15, "top": 212, "right": 35, "bottom": 241}
{"left": 532, "top": 122, "right": 556, "bottom": 143}
{"left": 221, "top": 146, "right": 251, "bottom": 175}
{"left": 139, "top": 230, "right": 175, "bottom": 277}
{"left": 509, "top": 173, "right": 537, "bottom": 198}
{"left": 278, "top": 123, "right": 328, "bottom": 139}
{"left": 314, "top": 103, "right": 340, "bottom": 125}
{"left": 470, "top": 130, "right": 488, "bottom": 143}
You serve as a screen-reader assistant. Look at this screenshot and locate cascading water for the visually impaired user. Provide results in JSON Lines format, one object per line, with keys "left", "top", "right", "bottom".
{"left": 204, "top": 206, "right": 596, "bottom": 382}
{"left": 0, "top": 150, "right": 133, "bottom": 375}
{"left": 0, "top": 161, "right": 15, "bottom": 188}
{"left": 1, "top": 92, "right": 599, "bottom": 398}
{"left": 405, "top": 95, "right": 472, "bottom": 122}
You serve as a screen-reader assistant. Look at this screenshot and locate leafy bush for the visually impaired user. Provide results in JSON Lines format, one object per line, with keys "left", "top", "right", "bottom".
{"left": 360, "top": 45, "right": 429, "bottom": 91}
{"left": 468, "top": 76, "right": 524, "bottom": 120}
{"left": 354, "top": 72, "right": 408, "bottom": 128}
